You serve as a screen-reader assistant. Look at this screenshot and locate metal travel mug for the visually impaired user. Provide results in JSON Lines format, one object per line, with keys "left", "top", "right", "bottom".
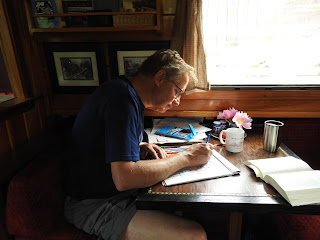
{"left": 263, "top": 120, "right": 284, "bottom": 152}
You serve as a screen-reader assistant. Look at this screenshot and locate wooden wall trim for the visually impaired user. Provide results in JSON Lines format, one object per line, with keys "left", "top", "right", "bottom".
{"left": 0, "top": 98, "right": 35, "bottom": 121}
{"left": 52, "top": 90, "right": 320, "bottom": 118}
{"left": 52, "top": 94, "right": 90, "bottom": 116}
{"left": 145, "top": 90, "right": 320, "bottom": 118}
{"left": 33, "top": 31, "right": 172, "bottom": 43}
{"left": 144, "top": 110, "right": 320, "bottom": 118}
{"left": 182, "top": 90, "right": 320, "bottom": 100}
{"left": 0, "top": 97, "right": 44, "bottom": 154}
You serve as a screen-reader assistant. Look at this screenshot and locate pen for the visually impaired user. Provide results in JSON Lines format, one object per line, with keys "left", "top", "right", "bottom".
{"left": 189, "top": 124, "right": 197, "bottom": 136}
{"left": 206, "top": 134, "right": 211, "bottom": 143}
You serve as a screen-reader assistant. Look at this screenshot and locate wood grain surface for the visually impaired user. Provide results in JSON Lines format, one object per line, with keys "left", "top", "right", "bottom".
{"left": 137, "top": 129, "right": 320, "bottom": 215}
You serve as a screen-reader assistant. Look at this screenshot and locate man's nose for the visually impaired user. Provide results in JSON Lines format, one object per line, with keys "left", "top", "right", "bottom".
{"left": 172, "top": 97, "right": 180, "bottom": 106}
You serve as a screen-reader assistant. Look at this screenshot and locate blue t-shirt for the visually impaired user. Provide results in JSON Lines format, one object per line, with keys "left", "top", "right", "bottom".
{"left": 65, "top": 78, "right": 145, "bottom": 199}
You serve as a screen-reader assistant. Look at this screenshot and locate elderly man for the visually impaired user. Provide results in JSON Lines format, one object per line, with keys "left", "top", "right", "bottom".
{"left": 64, "top": 49, "right": 215, "bottom": 240}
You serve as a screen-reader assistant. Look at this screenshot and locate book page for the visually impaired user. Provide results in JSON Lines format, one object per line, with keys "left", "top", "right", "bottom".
{"left": 244, "top": 156, "right": 312, "bottom": 178}
{"left": 264, "top": 170, "right": 320, "bottom": 206}
{"left": 163, "top": 150, "right": 240, "bottom": 186}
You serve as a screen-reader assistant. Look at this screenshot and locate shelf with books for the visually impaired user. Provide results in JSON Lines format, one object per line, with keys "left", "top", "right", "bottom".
{"left": 25, "top": 0, "right": 161, "bottom": 33}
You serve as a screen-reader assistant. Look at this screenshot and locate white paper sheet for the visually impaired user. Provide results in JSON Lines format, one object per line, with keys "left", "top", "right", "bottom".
{"left": 162, "top": 149, "right": 240, "bottom": 186}
{"left": 148, "top": 117, "right": 212, "bottom": 144}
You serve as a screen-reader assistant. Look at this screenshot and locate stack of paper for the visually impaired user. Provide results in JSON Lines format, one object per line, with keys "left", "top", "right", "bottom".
{"left": 146, "top": 117, "right": 211, "bottom": 144}
{"left": 163, "top": 149, "right": 240, "bottom": 186}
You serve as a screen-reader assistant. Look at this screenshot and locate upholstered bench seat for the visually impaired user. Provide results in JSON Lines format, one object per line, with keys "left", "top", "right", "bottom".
{"left": 274, "top": 214, "right": 320, "bottom": 240}
{"left": 6, "top": 153, "right": 97, "bottom": 240}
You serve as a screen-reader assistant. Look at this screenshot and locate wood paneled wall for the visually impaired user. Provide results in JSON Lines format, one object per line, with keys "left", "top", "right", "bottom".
{"left": 51, "top": 90, "right": 320, "bottom": 118}
{"left": 5, "top": 0, "right": 320, "bottom": 119}
{"left": 0, "top": 98, "right": 45, "bottom": 240}
{"left": 145, "top": 90, "right": 320, "bottom": 118}
{"left": 17, "top": 0, "right": 176, "bottom": 117}
{"left": 0, "top": 99, "right": 45, "bottom": 155}
{"left": 1, "top": 1, "right": 318, "bottom": 239}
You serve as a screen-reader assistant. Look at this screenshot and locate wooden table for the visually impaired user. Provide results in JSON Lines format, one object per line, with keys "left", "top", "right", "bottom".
{"left": 136, "top": 129, "right": 320, "bottom": 240}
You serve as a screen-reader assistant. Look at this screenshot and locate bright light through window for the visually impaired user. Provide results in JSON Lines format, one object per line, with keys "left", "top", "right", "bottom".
{"left": 202, "top": 0, "right": 320, "bottom": 87}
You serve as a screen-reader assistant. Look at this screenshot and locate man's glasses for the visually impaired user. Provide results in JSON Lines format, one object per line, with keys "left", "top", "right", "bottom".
{"left": 167, "top": 80, "right": 183, "bottom": 98}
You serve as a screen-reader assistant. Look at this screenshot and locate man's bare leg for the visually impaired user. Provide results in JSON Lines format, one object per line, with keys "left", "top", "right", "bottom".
{"left": 118, "top": 210, "right": 207, "bottom": 240}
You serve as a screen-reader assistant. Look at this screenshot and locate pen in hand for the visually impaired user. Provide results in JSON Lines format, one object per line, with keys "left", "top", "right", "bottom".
{"left": 206, "top": 134, "right": 211, "bottom": 143}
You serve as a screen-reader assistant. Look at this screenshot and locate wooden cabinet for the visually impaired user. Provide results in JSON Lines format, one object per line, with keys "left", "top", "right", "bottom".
{"left": 17, "top": 0, "right": 174, "bottom": 117}
{"left": 24, "top": 0, "right": 162, "bottom": 33}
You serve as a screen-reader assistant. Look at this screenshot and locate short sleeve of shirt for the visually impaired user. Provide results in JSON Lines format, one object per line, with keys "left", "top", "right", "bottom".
{"left": 103, "top": 92, "right": 143, "bottom": 163}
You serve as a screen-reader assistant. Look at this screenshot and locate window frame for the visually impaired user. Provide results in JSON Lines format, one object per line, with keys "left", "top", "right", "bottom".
{"left": 202, "top": 0, "right": 320, "bottom": 90}
{"left": 0, "top": 0, "right": 24, "bottom": 99}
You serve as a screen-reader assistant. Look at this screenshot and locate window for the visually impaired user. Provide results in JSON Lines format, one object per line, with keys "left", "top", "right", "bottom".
{"left": 0, "top": 50, "right": 14, "bottom": 103}
{"left": 202, "top": 0, "right": 320, "bottom": 88}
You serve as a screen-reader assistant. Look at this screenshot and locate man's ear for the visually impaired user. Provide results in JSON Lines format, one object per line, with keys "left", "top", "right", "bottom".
{"left": 154, "top": 70, "right": 166, "bottom": 86}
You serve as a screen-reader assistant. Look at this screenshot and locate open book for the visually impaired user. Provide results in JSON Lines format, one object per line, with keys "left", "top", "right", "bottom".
{"left": 163, "top": 149, "right": 240, "bottom": 186}
{"left": 244, "top": 156, "right": 320, "bottom": 207}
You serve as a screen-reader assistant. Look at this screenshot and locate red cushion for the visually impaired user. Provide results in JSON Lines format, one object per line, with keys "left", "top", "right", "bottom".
{"left": 45, "top": 221, "right": 97, "bottom": 240}
{"left": 274, "top": 214, "right": 320, "bottom": 240}
{"left": 6, "top": 154, "right": 63, "bottom": 237}
{"left": 6, "top": 153, "right": 96, "bottom": 240}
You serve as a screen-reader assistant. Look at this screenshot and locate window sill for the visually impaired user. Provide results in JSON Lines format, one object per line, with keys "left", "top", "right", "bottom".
{"left": 0, "top": 95, "right": 14, "bottom": 103}
{"left": 210, "top": 85, "right": 320, "bottom": 90}
{"left": 0, "top": 97, "right": 36, "bottom": 122}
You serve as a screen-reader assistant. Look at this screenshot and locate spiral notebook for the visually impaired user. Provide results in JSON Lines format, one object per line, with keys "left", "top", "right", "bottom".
{"left": 162, "top": 149, "right": 240, "bottom": 186}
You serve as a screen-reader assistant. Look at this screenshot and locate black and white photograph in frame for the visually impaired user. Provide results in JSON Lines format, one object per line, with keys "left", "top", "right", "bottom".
{"left": 117, "top": 50, "right": 156, "bottom": 78}
{"left": 53, "top": 52, "right": 99, "bottom": 87}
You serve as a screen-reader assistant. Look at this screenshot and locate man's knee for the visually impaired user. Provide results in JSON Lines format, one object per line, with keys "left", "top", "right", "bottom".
{"left": 183, "top": 220, "right": 207, "bottom": 240}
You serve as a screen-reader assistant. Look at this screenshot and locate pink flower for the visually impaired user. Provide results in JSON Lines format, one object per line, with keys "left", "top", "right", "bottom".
{"left": 217, "top": 107, "right": 253, "bottom": 129}
{"left": 217, "top": 107, "right": 238, "bottom": 120}
{"left": 232, "top": 111, "right": 253, "bottom": 129}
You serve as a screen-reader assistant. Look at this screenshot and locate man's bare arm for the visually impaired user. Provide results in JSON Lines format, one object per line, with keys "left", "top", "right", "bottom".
{"left": 111, "top": 143, "right": 215, "bottom": 191}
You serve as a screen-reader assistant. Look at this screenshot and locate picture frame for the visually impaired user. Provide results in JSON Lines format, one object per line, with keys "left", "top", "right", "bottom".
{"left": 117, "top": 50, "right": 156, "bottom": 78}
{"left": 53, "top": 51, "right": 99, "bottom": 87}
{"left": 45, "top": 43, "right": 106, "bottom": 93}
{"left": 108, "top": 41, "right": 170, "bottom": 79}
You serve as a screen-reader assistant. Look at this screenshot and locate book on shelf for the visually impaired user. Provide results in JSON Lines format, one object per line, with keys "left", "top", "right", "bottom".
{"left": 29, "top": 0, "right": 60, "bottom": 28}
{"left": 244, "top": 156, "right": 320, "bottom": 207}
{"left": 62, "top": 0, "right": 93, "bottom": 12}
{"left": 62, "top": 0, "right": 93, "bottom": 27}
{"left": 162, "top": 149, "right": 240, "bottom": 186}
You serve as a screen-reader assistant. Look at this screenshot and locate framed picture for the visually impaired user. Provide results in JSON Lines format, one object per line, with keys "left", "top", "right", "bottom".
{"left": 45, "top": 43, "right": 106, "bottom": 93}
{"left": 53, "top": 52, "right": 99, "bottom": 87}
{"left": 117, "top": 50, "right": 156, "bottom": 78}
{"left": 108, "top": 41, "right": 170, "bottom": 79}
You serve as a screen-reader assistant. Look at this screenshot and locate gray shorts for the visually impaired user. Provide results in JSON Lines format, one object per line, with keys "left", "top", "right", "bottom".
{"left": 64, "top": 190, "right": 138, "bottom": 240}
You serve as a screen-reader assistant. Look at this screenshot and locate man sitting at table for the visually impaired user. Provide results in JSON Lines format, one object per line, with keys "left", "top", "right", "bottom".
{"left": 64, "top": 49, "right": 215, "bottom": 240}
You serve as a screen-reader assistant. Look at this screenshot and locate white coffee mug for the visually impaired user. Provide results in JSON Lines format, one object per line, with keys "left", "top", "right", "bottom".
{"left": 219, "top": 128, "right": 245, "bottom": 153}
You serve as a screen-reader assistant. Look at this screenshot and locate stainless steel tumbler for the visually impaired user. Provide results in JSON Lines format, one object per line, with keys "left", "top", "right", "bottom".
{"left": 263, "top": 120, "right": 284, "bottom": 152}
